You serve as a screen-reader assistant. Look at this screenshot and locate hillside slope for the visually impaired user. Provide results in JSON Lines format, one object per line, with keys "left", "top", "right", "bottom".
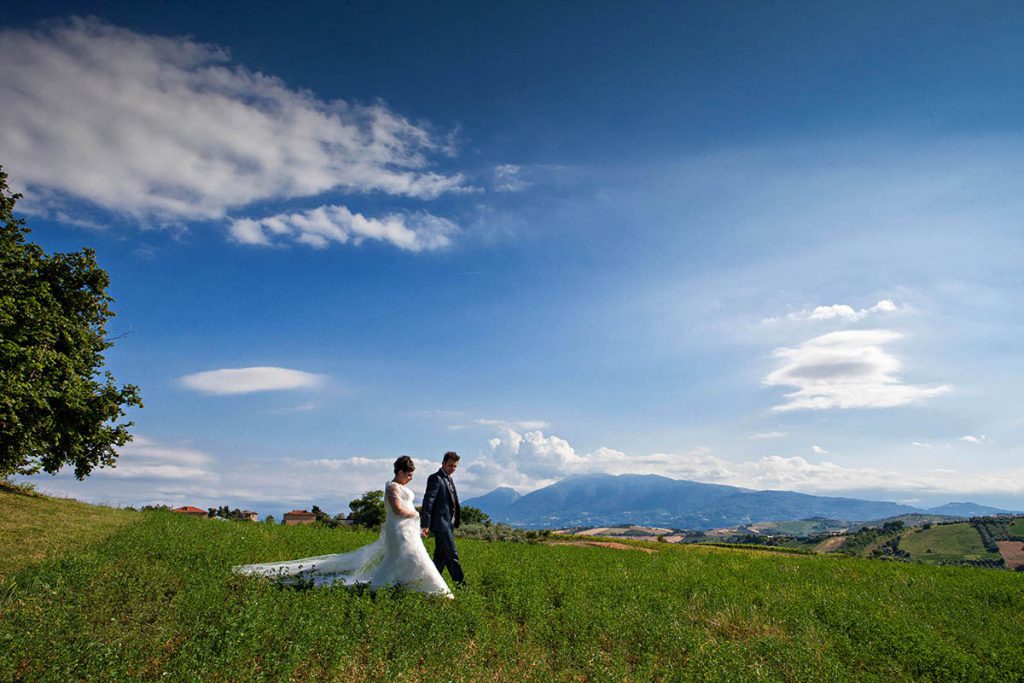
{"left": 0, "top": 483, "right": 138, "bottom": 578}
{"left": 3, "top": 492, "right": 1023, "bottom": 681}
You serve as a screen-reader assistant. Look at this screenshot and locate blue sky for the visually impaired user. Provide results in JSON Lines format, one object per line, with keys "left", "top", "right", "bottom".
{"left": 3, "top": 2, "right": 1023, "bottom": 518}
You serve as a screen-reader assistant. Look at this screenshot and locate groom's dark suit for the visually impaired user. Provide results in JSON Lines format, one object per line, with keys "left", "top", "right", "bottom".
{"left": 421, "top": 468, "right": 464, "bottom": 584}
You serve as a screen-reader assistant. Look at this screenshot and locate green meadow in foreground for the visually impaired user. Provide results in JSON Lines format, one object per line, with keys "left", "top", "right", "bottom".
{"left": 2, "top": 491, "right": 1023, "bottom": 682}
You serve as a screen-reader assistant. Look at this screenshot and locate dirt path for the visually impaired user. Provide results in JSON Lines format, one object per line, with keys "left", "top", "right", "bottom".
{"left": 548, "top": 540, "right": 657, "bottom": 553}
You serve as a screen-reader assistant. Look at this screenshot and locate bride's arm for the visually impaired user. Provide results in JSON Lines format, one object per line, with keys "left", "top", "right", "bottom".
{"left": 386, "top": 482, "right": 419, "bottom": 518}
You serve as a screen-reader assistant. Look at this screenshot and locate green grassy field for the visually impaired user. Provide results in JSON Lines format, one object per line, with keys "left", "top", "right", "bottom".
{"left": 898, "top": 524, "right": 1001, "bottom": 564}
{"left": 2, "top": 492, "right": 1023, "bottom": 681}
{"left": 1007, "top": 517, "right": 1024, "bottom": 539}
{"left": 0, "top": 482, "right": 138, "bottom": 579}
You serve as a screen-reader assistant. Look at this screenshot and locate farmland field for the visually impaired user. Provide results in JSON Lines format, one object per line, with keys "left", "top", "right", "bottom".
{"left": 748, "top": 519, "right": 846, "bottom": 537}
{"left": 1007, "top": 517, "right": 1024, "bottom": 538}
{"left": 997, "top": 542, "right": 1024, "bottom": 570}
{"left": 3, "top": 492, "right": 1024, "bottom": 681}
{"left": 897, "top": 523, "right": 1001, "bottom": 564}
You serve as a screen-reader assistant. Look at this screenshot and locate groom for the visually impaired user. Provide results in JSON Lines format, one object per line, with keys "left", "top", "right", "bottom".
{"left": 420, "top": 451, "right": 465, "bottom": 585}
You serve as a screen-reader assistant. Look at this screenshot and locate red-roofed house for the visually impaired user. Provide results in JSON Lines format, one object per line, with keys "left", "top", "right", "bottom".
{"left": 283, "top": 509, "right": 316, "bottom": 525}
{"left": 173, "top": 506, "right": 207, "bottom": 518}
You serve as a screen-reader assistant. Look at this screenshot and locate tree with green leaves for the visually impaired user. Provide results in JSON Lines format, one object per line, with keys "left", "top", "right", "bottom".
{"left": 347, "top": 490, "right": 385, "bottom": 528}
{"left": 310, "top": 504, "right": 330, "bottom": 524}
{"left": 460, "top": 505, "right": 491, "bottom": 526}
{"left": 0, "top": 165, "right": 142, "bottom": 480}
{"left": 308, "top": 505, "right": 350, "bottom": 528}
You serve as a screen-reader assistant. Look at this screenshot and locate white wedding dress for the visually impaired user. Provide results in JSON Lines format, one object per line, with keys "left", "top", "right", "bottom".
{"left": 234, "top": 481, "right": 453, "bottom": 597}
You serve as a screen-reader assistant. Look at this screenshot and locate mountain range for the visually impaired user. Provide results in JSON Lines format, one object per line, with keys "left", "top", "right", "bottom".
{"left": 462, "top": 474, "right": 1019, "bottom": 530}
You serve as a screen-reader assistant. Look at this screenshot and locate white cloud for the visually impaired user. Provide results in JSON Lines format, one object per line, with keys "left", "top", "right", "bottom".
{"left": 179, "top": 367, "right": 323, "bottom": 395}
{"left": 959, "top": 435, "right": 987, "bottom": 444}
{"left": 97, "top": 436, "right": 215, "bottom": 480}
{"left": 811, "top": 445, "right": 828, "bottom": 455}
{"left": 0, "top": 18, "right": 463, "bottom": 224}
{"left": 25, "top": 436, "right": 218, "bottom": 498}
{"left": 488, "top": 428, "right": 587, "bottom": 480}
{"left": 464, "top": 426, "right": 727, "bottom": 493}
{"left": 493, "top": 164, "right": 530, "bottom": 192}
{"left": 763, "top": 329, "right": 951, "bottom": 412}
{"left": 749, "top": 431, "right": 788, "bottom": 440}
{"left": 765, "top": 299, "right": 901, "bottom": 324}
{"left": 809, "top": 299, "right": 897, "bottom": 321}
{"left": 229, "top": 205, "right": 456, "bottom": 251}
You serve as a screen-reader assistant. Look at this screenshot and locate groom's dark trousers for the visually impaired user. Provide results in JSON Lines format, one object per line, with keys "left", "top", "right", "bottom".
{"left": 421, "top": 469, "right": 465, "bottom": 584}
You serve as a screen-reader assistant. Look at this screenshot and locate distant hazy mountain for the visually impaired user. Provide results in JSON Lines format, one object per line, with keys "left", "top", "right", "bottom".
{"left": 463, "top": 473, "right": 1017, "bottom": 530}
{"left": 925, "top": 502, "right": 1017, "bottom": 517}
{"left": 463, "top": 486, "right": 520, "bottom": 517}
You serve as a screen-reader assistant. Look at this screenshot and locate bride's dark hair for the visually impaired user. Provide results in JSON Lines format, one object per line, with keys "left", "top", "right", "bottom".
{"left": 393, "top": 455, "right": 415, "bottom": 474}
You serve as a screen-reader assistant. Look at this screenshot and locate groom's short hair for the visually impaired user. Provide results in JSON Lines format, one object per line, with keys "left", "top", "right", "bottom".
{"left": 442, "top": 451, "right": 460, "bottom": 464}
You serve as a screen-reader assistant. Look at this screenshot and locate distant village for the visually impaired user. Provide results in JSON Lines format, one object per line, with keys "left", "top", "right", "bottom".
{"left": 170, "top": 506, "right": 341, "bottom": 525}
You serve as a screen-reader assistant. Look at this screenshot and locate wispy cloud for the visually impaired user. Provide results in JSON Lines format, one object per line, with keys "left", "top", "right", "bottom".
{"left": 493, "top": 164, "right": 530, "bottom": 192}
{"left": 106, "top": 436, "right": 214, "bottom": 480}
{"left": 230, "top": 205, "right": 456, "bottom": 251}
{"left": 763, "top": 329, "right": 951, "bottom": 412}
{"left": 179, "top": 367, "right": 323, "bottom": 395}
{"left": 959, "top": 435, "right": 987, "bottom": 444}
{"left": 811, "top": 445, "right": 828, "bottom": 455}
{"left": 764, "top": 299, "right": 901, "bottom": 324}
{"left": 0, "top": 18, "right": 463, "bottom": 224}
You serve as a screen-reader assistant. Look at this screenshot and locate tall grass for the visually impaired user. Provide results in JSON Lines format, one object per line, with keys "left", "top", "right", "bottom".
{"left": 2, "top": 507, "right": 1023, "bottom": 681}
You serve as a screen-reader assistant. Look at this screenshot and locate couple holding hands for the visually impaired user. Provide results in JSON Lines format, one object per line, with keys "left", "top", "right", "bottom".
{"left": 236, "top": 451, "right": 465, "bottom": 598}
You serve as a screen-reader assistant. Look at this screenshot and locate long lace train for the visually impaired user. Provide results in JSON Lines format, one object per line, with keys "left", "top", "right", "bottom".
{"left": 233, "top": 481, "right": 452, "bottom": 597}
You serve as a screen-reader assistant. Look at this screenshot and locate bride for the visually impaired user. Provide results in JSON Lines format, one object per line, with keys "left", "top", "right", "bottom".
{"left": 234, "top": 455, "right": 453, "bottom": 598}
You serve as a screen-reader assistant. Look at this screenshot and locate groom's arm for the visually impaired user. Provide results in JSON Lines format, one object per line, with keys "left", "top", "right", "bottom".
{"left": 421, "top": 473, "right": 439, "bottom": 530}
